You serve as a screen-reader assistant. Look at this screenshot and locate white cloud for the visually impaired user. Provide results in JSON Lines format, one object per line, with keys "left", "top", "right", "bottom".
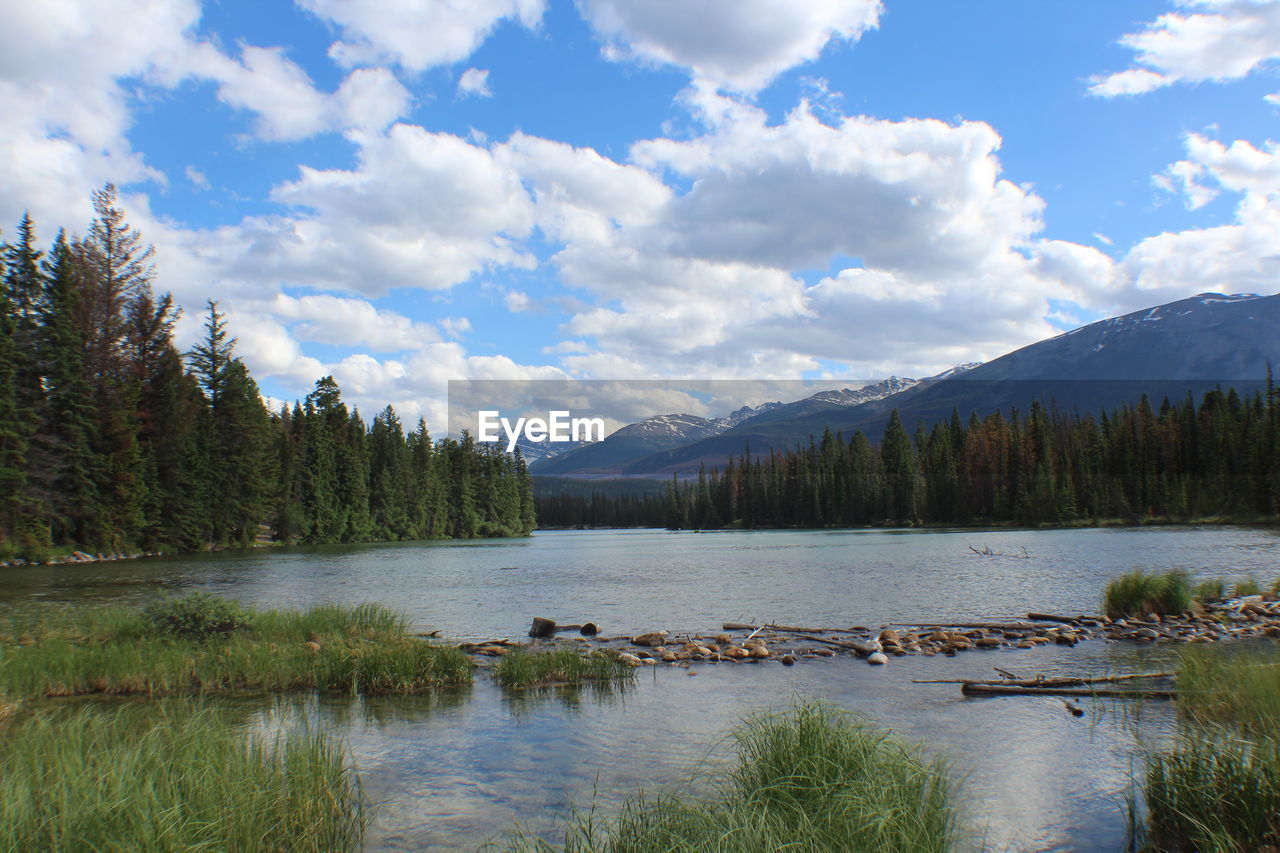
{"left": 298, "top": 0, "right": 546, "bottom": 72}
{"left": 504, "top": 289, "right": 532, "bottom": 312}
{"left": 267, "top": 293, "right": 441, "bottom": 351}
{"left": 458, "top": 67, "right": 492, "bottom": 98}
{"left": 185, "top": 165, "right": 211, "bottom": 191}
{"left": 1090, "top": 0, "right": 1280, "bottom": 97}
{"left": 578, "top": 0, "right": 882, "bottom": 91}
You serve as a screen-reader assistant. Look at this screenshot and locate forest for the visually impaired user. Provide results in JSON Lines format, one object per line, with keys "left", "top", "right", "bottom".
{"left": 0, "top": 187, "right": 534, "bottom": 560}
{"left": 536, "top": 385, "right": 1280, "bottom": 530}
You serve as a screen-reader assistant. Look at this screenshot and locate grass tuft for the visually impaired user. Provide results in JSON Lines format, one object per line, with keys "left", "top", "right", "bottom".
{"left": 1137, "top": 647, "right": 1280, "bottom": 852}
{"left": 494, "top": 648, "right": 634, "bottom": 689}
{"left": 506, "top": 700, "right": 957, "bottom": 853}
{"left": 0, "top": 599, "right": 471, "bottom": 699}
{"left": 1104, "top": 569, "right": 1192, "bottom": 618}
{"left": 0, "top": 702, "right": 366, "bottom": 852}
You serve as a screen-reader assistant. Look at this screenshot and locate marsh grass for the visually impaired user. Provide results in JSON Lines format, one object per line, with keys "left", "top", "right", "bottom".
{"left": 1144, "top": 734, "right": 1280, "bottom": 853}
{"left": 1175, "top": 647, "right": 1280, "bottom": 735}
{"left": 504, "top": 700, "right": 957, "bottom": 853}
{"left": 0, "top": 598, "right": 471, "bottom": 699}
{"left": 494, "top": 648, "right": 634, "bottom": 689}
{"left": 1137, "top": 647, "right": 1280, "bottom": 852}
{"left": 1104, "top": 570, "right": 1192, "bottom": 618}
{"left": 0, "top": 701, "right": 366, "bottom": 852}
{"left": 1230, "top": 576, "right": 1262, "bottom": 597}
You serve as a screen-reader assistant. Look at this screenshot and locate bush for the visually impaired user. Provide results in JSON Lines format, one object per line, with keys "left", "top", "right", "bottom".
{"left": 1192, "top": 578, "right": 1225, "bottom": 604}
{"left": 1104, "top": 570, "right": 1192, "bottom": 618}
{"left": 142, "top": 593, "right": 252, "bottom": 641}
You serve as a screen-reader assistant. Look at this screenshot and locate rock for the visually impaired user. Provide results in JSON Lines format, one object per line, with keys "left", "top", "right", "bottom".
{"left": 632, "top": 631, "right": 669, "bottom": 647}
{"left": 811, "top": 648, "right": 835, "bottom": 657}
{"left": 661, "top": 650, "right": 677, "bottom": 662}
{"left": 976, "top": 637, "right": 1001, "bottom": 648}
{"left": 303, "top": 641, "right": 321, "bottom": 652}
{"left": 780, "top": 654, "right": 796, "bottom": 666}
{"left": 716, "top": 633, "right": 732, "bottom": 646}
{"left": 618, "top": 653, "right": 642, "bottom": 666}
{"left": 878, "top": 628, "right": 900, "bottom": 645}
{"left": 529, "top": 617, "right": 557, "bottom": 638}
{"left": 640, "top": 658, "right": 658, "bottom": 666}
{"left": 580, "top": 622, "right": 599, "bottom": 636}
{"left": 867, "top": 652, "right": 888, "bottom": 665}
{"left": 750, "top": 645, "right": 770, "bottom": 659}
{"left": 705, "top": 643, "right": 721, "bottom": 654}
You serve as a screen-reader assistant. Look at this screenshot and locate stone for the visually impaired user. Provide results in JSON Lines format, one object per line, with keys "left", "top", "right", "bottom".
{"left": 867, "top": 652, "right": 888, "bottom": 665}
{"left": 618, "top": 653, "right": 642, "bottom": 666}
{"left": 716, "top": 633, "right": 732, "bottom": 646}
{"left": 632, "top": 631, "right": 669, "bottom": 647}
{"left": 976, "top": 637, "right": 1001, "bottom": 648}
{"left": 580, "top": 623, "right": 599, "bottom": 636}
{"left": 780, "top": 654, "right": 796, "bottom": 666}
{"left": 661, "top": 650, "right": 677, "bottom": 662}
{"left": 750, "top": 645, "right": 770, "bottom": 659}
{"left": 529, "top": 617, "right": 557, "bottom": 638}
{"left": 878, "top": 629, "right": 900, "bottom": 645}
{"left": 303, "top": 641, "right": 321, "bottom": 652}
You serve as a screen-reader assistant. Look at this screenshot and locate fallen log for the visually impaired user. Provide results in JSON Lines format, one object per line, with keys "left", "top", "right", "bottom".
{"left": 807, "top": 636, "right": 880, "bottom": 656}
{"left": 1027, "top": 612, "right": 1085, "bottom": 624}
{"left": 894, "top": 621, "right": 1047, "bottom": 631}
{"left": 960, "top": 682, "right": 1176, "bottom": 699}
{"left": 766, "top": 624, "right": 868, "bottom": 636}
{"left": 914, "top": 670, "right": 1175, "bottom": 688}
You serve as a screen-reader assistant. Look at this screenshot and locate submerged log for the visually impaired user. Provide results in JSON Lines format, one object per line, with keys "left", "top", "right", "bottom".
{"left": 529, "top": 618, "right": 556, "bottom": 638}
{"left": 960, "top": 682, "right": 1176, "bottom": 699}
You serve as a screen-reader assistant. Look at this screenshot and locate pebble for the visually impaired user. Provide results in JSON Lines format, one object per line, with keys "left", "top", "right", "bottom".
{"left": 867, "top": 652, "right": 888, "bottom": 665}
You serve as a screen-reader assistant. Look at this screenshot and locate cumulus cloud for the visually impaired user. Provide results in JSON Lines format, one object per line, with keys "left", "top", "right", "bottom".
{"left": 457, "top": 67, "right": 492, "bottom": 98}
{"left": 1090, "top": 0, "right": 1280, "bottom": 97}
{"left": 298, "top": 0, "right": 546, "bottom": 72}
{"left": 185, "top": 165, "right": 211, "bottom": 191}
{"left": 578, "top": 0, "right": 881, "bottom": 91}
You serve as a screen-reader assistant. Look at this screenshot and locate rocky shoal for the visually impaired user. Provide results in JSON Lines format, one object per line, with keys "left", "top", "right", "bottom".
{"left": 460, "top": 596, "right": 1280, "bottom": 667}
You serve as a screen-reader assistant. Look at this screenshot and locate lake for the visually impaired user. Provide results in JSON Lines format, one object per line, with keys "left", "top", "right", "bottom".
{"left": 3, "top": 526, "right": 1278, "bottom": 851}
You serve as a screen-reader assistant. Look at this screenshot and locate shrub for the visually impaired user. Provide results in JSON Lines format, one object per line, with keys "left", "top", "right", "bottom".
{"left": 142, "top": 593, "right": 252, "bottom": 641}
{"left": 1231, "top": 576, "right": 1262, "bottom": 597}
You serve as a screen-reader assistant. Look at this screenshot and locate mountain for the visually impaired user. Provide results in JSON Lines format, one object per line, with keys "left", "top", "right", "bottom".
{"left": 534, "top": 378, "right": 922, "bottom": 477}
{"left": 537, "top": 291, "right": 1279, "bottom": 479}
{"left": 531, "top": 400, "right": 784, "bottom": 476}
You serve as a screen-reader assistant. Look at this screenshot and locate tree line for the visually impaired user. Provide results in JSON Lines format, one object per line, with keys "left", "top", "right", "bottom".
{"left": 0, "top": 187, "right": 534, "bottom": 560}
{"left": 660, "top": 386, "right": 1279, "bottom": 530}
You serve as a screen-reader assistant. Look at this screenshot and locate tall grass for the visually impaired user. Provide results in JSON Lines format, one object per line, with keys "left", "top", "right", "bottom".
{"left": 494, "top": 648, "right": 634, "bottom": 689}
{"left": 0, "top": 702, "right": 366, "bottom": 852}
{"left": 1175, "top": 648, "right": 1280, "bottom": 736}
{"left": 507, "top": 701, "right": 957, "bottom": 853}
{"left": 1144, "top": 735, "right": 1280, "bottom": 852}
{"left": 1138, "top": 647, "right": 1280, "bottom": 852}
{"left": 1103, "top": 569, "right": 1192, "bottom": 618}
{"left": 0, "top": 598, "right": 471, "bottom": 698}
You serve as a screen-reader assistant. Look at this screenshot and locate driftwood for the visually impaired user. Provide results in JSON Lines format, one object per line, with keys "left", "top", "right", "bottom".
{"left": 914, "top": 670, "right": 1174, "bottom": 688}
{"left": 806, "top": 636, "right": 880, "bottom": 656}
{"left": 961, "top": 683, "right": 1176, "bottom": 699}
{"left": 766, "top": 624, "right": 868, "bottom": 635}
{"left": 1027, "top": 612, "right": 1086, "bottom": 624}
{"left": 896, "top": 622, "right": 1018, "bottom": 630}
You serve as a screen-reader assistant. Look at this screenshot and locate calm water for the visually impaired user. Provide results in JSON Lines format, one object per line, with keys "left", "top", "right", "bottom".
{"left": 4, "top": 526, "right": 1279, "bottom": 851}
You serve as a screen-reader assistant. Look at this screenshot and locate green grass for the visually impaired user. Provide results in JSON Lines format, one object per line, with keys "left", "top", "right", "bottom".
{"left": 1136, "top": 648, "right": 1280, "bottom": 852}
{"left": 1175, "top": 648, "right": 1280, "bottom": 736}
{"left": 1192, "top": 578, "right": 1225, "bottom": 604}
{"left": 1104, "top": 569, "right": 1193, "bottom": 618}
{"left": 505, "top": 700, "right": 957, "bottom": 853}
{"left": 494, "top": 648, "right": 635, "bottom": 688}
{"left": 0, "top": 597, "right": 472, "bottom": 699}
{"left": 1230, "top": 576, "right": 1262, "bottom": 597}
{"left": 1143, "top": 734, "right": 1280, "bottom": 853}
{"left": 0, "top": 701, "right": 366, "bottom": 852}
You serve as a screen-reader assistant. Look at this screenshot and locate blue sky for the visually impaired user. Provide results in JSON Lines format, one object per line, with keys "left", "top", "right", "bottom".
{"left": 2, "top": 0, "right": 1278, "bottom": 426}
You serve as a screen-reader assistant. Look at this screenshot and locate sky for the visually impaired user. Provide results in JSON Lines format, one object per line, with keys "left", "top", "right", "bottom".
{"left": 1, "top": 0, "right": 1278, "bottom": 428}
